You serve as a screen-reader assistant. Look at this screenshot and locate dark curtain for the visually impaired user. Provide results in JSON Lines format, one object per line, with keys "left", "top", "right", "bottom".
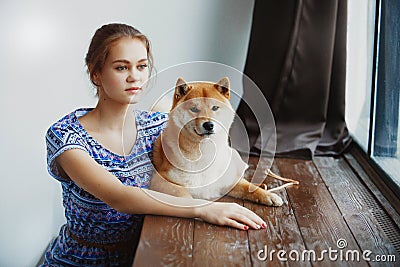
{"left": 234, "top": 0, "right": 352, "bottom": 159}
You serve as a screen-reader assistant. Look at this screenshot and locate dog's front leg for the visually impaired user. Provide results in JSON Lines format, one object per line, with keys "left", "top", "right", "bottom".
{"left": 227, "top": 179, "right": 283, "bottom": 206}
{"left": 150, "top": 172, "right": 193, "bottom": 198}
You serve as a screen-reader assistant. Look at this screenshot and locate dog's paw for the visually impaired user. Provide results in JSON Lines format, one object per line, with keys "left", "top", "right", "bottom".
{"left": 263, "top": 192, "right": 283, "bottom": 206}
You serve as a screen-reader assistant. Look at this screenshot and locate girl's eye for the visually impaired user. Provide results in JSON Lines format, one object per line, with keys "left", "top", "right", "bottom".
{"left": 138, "top": 64, "right": 148, "bottom": 70}
{"left": 212, "top": 106, "right": 220, "bottom": 111}
{"left": 116, "top": 66, "right": 127, "bottom": 71}
{"left": 190, "top": 107, "right": 200, "bottom": 113}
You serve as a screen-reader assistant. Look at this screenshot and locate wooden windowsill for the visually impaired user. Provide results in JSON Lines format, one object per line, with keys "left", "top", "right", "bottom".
{"left": 133, "top": 146, "right": 400, "bottom": 266}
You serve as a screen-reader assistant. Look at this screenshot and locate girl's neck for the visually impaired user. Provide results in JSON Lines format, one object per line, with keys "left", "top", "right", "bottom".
{"left": 79, "top": 100, "right": 137, "bottom": 156}
{"left": 91, "top": 99, "right": 135, "bottom": 132}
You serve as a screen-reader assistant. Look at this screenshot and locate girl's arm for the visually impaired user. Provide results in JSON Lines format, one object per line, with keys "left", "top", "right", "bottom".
{"left": 56, "top": 149, "right": 266, "bottom": 230}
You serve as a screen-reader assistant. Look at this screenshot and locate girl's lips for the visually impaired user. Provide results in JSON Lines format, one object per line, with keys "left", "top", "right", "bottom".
{"left": 125, "top": 87, "right": 141, "bottom": 93}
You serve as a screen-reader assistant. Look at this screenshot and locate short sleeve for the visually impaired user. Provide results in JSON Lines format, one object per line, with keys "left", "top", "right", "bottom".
{"left": 45, "top": 123, "right": 88, "bottom": 182}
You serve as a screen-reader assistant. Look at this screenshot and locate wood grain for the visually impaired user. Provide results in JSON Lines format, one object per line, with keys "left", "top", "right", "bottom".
{"left": 275, "top": 158, "right": 368, "bottom": 266}
{"left": 133, "top": 215, "right": 194, "bottom": 267}
{"left": 344, "top": 151, "right": 400, "bottom": 228}
{"left": 244, "top": 161, "right": 309, "bottom": 267}
{"left": 314, "top": 156, "right": 400, "bottom": 266}
{"left": 192, "top": 196, "right": 251, "bottom": 267}
{"left": 132, "top": 155, "right": 400, "bottom": 266}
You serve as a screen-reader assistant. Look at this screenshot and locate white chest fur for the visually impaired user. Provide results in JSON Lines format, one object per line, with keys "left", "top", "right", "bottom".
{"left": 166, "top": 141, "right": 248, "bottom": 200}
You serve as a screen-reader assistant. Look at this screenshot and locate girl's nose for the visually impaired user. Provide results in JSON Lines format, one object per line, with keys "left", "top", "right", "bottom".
{"left": 127, "top": 69, "right": 140, "bottom": 82}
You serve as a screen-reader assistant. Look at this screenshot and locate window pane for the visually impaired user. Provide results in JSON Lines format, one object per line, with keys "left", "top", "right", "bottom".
{"left": 372, "top": 0, "right": 400, "bottom": 187}
{"left": 346, "top": 0, "right": 376, "bottom": 151}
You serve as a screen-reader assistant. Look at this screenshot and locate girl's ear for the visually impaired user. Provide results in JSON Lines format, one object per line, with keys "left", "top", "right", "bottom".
{"left": 88, "top": 64, "right": 101, "bottom": 87}
{"left": 91, "top": 72, "right": 101, "bottom": 87}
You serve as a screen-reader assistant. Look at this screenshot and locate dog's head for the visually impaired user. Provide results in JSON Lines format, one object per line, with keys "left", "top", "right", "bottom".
{"left": 169, "top": 77, "right": 234, "bottom": 140}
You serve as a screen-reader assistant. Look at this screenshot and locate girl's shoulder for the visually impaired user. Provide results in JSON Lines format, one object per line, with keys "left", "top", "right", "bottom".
{"left": 45, "top": 109, "right": 91, "bottom": 182}
{"left": 46, "top": 108, "right": 91, "bottom": 147}
{"left": 49, "top": 109, "right": 83, "bottom": 130}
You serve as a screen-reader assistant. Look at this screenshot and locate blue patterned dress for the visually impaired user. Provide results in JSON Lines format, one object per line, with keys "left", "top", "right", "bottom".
{"left": 41, "top": 108, "right": 168, "bottom": 267}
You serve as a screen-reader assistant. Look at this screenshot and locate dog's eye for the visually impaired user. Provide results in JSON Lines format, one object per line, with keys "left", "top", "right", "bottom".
{"left": 190, "top": 107, "right": 200, "bottom": 113}
{"left": 212, "top": 106, "right": 220, "bottom": 111}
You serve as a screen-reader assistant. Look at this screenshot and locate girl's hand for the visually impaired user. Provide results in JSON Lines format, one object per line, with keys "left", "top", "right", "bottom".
{"left": 195, "top": 202, "right": 266, "bottom": 230}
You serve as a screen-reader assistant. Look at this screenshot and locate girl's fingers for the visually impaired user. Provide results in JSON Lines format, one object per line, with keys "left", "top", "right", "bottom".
{"left": 228, "top": 206, "right": 266, "bottom": 230}
{"left": 228, "top": 212, "right": 257, "bottom": 230}
{"left": 225, "top": 218, "right": 249, "bottom": 230}
{"left": 237, "top": 206, "right": 266, "bottom": 229}
{"left": 200, "top": 202, "right": 266, "bottom": 230}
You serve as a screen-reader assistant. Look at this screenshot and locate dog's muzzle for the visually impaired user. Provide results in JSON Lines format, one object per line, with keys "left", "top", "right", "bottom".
{"left": 195, "top": 121, "right": 215, "bottom": 136}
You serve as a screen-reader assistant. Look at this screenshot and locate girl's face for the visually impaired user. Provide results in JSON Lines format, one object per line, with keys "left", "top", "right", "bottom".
{"left": 95, "top": 37, "right": 149, "bottom": 105}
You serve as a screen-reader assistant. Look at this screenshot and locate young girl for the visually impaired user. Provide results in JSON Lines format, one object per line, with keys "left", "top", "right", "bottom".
{"left": 41, "top": 23, "right": 266, "bottom": 267}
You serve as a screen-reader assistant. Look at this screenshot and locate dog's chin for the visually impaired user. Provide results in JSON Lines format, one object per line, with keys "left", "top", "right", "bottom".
{"left": 193, "top": 128, "right": 215, "bottom": 138}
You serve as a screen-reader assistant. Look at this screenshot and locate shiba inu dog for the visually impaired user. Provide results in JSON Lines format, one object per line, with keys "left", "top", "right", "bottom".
{"left": 150, "top": 77, "right": 297, "bottom": 206}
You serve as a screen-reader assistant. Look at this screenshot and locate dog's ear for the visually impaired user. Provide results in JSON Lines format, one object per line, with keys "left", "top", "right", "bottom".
{"left": 175, "top": 77, "right": 191, "bottom": 101}
{"left": 215, "top": 77, "right": 230, "bottom": 99}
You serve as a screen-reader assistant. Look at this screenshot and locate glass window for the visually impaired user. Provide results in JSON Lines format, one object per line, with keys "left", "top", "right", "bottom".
{"left": 371, "top": 0, "right": 400, "bottom": 188}
{"left": 346, "top": 0, "right": 376, "bottom": 151}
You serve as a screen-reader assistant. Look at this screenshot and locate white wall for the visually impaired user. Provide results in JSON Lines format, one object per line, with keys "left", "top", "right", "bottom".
{"left": 0, "top": 0, "right": 255, "bottom": 266}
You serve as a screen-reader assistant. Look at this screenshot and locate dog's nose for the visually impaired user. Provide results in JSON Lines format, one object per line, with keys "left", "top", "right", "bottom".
{"left": 202, "top": 121, "right": 214, "bottom": 132}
